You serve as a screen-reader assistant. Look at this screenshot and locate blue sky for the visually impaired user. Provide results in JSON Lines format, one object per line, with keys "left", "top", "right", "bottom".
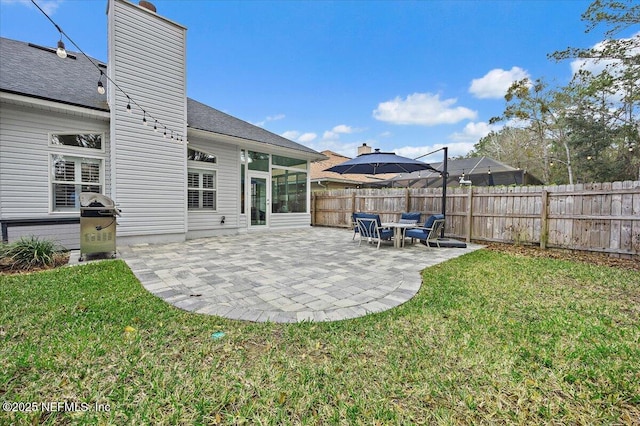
{"left": 0, "top": 0, "right": 627, "bottom": 162}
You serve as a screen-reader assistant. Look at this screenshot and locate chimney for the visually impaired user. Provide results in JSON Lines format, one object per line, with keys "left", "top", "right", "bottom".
{"left": 138, "top": 1, "right": 157, "bottom": 12}
{"left": 357, "top": 143, "right": 372, "bottom": 156}
{"left": 108, "top": 0, "right": 187, "bottom": 240}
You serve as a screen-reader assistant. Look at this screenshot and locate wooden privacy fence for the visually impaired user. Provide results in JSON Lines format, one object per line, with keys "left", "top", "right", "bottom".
{"left": 311, "top": 181, "right": 640, "bottom": 257}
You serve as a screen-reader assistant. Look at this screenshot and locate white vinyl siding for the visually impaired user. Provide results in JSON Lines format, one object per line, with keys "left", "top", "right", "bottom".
{"left": 5, "top": 223, "right": 79, "bottom": 250}
{"left": 109, "top": 0, "right": 187, "bottom": 239}
{"left": 0, "top": 101, "right": 110, "bottom": 219}
{"left": 186, "top": 138, "right": 238, "bottom": 235}
{"left": 269, "top": 213, "right": 312, "bottom": 229}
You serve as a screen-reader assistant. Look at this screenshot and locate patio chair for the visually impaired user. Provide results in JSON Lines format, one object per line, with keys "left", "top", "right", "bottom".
{"left": 405, "top": 214, "right": 445, "bottom": 248}
{"left": 399, "top": 212, "right": 421, "bottom": 246}
{"left": 399, "top": 211, "right": 421, "bottom": 224}
{"left": 356, "top": 217, "right": 394, "bottom": 249}
{"left": 352, "top": 212, "right": 380, "bottom": 240}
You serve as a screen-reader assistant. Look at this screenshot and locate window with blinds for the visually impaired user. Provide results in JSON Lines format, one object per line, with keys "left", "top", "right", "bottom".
{"left": 187, "top": 169, "right": 216, "bottom": 210}
{"left": 51, "top": 155, "right": 102, "bottom": 211}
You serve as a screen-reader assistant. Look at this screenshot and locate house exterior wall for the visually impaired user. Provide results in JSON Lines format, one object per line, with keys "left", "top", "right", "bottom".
{"left": 4, "top": 223, "right": 79, "bottom": 250}
{"left": 0, "top": 98, "right": 110, "bottom": 249}
{"left": 186, "top": 137, "right": 240, "bottom": 238}
{"left": 269, "top": 213, "right": 311, "bottom": 229}
{"left": 108, "top": 0, "right": 187, "bottom": 244}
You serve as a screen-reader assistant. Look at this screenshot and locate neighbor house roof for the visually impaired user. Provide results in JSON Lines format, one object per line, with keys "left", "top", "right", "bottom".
{"left": 310, "top": 150, "right": 397, "bottom": 184}
{"left": 369, "top": 156, "right": 542, "bottom": 188}
{"left": 0, "top": 37, "right": 322, "bottom": 158}
{"left": 389, "top": 156, "right": 521, "bottom": 181}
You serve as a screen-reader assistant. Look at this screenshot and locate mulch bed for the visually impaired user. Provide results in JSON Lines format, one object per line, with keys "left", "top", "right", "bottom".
{"left": 484, "top": 242, "right": 639, "bottom": 271}
{"left": 0, "top": 253, "right": 70, "bottom": 275}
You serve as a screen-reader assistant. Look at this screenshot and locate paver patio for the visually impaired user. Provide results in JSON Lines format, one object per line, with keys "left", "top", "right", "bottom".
{"left": 117, "top": 227, "right": 483, "bottom": 323}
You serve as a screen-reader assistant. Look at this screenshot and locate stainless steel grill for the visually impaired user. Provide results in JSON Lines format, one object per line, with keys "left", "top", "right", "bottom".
{"left": 79, "top": 193, "right": 120, "bottom": 261}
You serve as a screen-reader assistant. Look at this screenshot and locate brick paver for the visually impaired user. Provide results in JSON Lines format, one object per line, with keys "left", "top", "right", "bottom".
{"left": 116, "top": 227, "right": 482, "bottom": 323}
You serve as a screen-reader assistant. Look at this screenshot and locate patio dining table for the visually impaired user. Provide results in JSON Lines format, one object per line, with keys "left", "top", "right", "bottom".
{"left": 381, "top": 222, "right": 417, "bottom": 248}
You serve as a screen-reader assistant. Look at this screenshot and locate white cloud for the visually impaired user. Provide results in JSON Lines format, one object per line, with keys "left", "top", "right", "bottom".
{"left": 321, "top": 124, "right": 364, "bottom": 141}
{"left": 332, "top": 124, "right": 362, "bottom": 134}
{"left": 394, "top": 143, "right": 475, "bottom": 160}
{"left": 254, "top": 113, "right": 285, "bottom": 127}
{"left": 298, "top": 133, "right": 317, "bottom": 143}
{"left": 469, "top": 67, "right": 530, "bottom": 99}
{"left": 281, "top": 130, "right": 300, "bottom": 140}
{"left": 311, "top": 140, "right": 377, "bottom": 158}
{"left": 2, "top": 0, "right": 62, "bottom": 15}
{"left": 281, "top": 130, "right": 317, "bottom": 143}
{"left": 323, "top": 131, "right": 338, "bottom": 140}
{"left": 373, "top": 92, "right": 477, "bottom": 126}
{"left": 570, "top": 32, "right": 640, "bottom": 77}
{"left": 449, "top": 121, "right": 500, "bottom": 143}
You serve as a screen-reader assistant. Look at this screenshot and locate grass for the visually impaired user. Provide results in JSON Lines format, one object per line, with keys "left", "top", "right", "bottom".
{"left": 1, "top": 250, "right": 639, "bottom": 425}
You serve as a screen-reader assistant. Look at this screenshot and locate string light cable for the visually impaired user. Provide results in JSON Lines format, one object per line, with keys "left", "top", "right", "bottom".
{"left": 29, "top": 0, "right": 186, "bottom": 143}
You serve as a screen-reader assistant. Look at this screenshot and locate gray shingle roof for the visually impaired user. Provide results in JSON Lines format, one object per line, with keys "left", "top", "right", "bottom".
{"left": 1, "top": 37, "right": 322, "bottom": 157}
{"left": 0, "top": 38, "right": 108, "bottom": 111}
{"left": 187, "top": 98, "right": 320, "bottom": 155}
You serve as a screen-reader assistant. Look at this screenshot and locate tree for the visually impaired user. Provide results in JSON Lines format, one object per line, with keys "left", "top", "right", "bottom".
{"left": 490, "top": 78, "right": 575, "bottom": 184}
{"left": 469, "top": 127, "right": 548, "bottom": 182}
{"left": 550, "top": 0, "right": 639, "bottom": 181}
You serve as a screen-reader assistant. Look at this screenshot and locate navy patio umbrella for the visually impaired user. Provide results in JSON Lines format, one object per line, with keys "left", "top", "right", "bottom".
{"left": 324, "top": 149, "right": 438, "bottom": 175}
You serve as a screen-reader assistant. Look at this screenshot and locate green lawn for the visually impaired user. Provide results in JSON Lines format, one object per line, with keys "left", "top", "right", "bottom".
{"left": 1, "top": 250, "right": 639, "bottom": 425}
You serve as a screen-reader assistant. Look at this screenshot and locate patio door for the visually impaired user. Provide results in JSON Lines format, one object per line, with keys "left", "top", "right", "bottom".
{"left": 249, "top": 172, "right": 269, "bottom": 228}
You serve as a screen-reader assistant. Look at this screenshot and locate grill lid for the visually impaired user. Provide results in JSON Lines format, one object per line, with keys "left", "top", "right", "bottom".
{"left": 79, "top": 192, "right": 115, "bottom": 208}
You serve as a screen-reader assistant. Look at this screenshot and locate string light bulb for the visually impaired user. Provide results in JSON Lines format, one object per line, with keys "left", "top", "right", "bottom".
{"left": 31, "top": 0, "right": 189, "bottom": 147}
{"left": 97, "top": 71, "right": 105, "bottom": 94}
{"left": 56, "top": 38, "right": 67, "bottom": 59}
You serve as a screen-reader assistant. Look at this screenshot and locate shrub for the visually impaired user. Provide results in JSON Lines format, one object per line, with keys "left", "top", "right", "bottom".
{"left": 0, "top": 236, "right": 65, "bottom": 270}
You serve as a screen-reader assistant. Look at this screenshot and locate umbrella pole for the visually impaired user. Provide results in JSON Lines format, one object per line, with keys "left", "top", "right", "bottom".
{"left": 441, "top": 147, "right": 447, "bottom": 238}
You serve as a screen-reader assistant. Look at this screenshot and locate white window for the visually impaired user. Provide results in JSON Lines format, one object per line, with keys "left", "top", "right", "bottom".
{"left": 187, "top": 148, "right": 217, "bottom": 211}
{"left": 50, "top": 133, "right": 103, "bottom": 151}
{"left": 188, "top": 169, "right": 216, "bottom": 210}
{"left": 51, "top": 155, "right": 102, "bottom": 211}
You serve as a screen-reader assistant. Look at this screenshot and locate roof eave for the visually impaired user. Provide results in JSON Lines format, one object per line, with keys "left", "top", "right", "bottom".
{"left": 187, "top": 127, "right": 326, "bottom": 161}
{"left": 0, "top": 90, "right": 111, "bottom": 119}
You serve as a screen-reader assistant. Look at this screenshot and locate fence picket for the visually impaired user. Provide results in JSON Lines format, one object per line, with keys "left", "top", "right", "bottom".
{"left": 312, "top": 181, "right": 640, "bottom": 257}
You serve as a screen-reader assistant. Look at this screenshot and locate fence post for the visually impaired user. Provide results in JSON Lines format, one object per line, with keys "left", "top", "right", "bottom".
{"left": 351, "top": 191, "right": 356, "bottom": 214}
{"left": 540, "top": 189, "right": 548, "bottom": 249}
{"left": 311, "top": 193, "right": 316, "bottom": 226}
{"left": 405, "top": 188, "right": 410, "bottom": 212}
{"left": 466, "top": 188, "right": 473, "bottom": 243}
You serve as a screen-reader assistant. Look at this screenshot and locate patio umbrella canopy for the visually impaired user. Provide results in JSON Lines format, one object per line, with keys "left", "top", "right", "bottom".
{"left": 324, "top": 149, "right": 438, "bottom": 175}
